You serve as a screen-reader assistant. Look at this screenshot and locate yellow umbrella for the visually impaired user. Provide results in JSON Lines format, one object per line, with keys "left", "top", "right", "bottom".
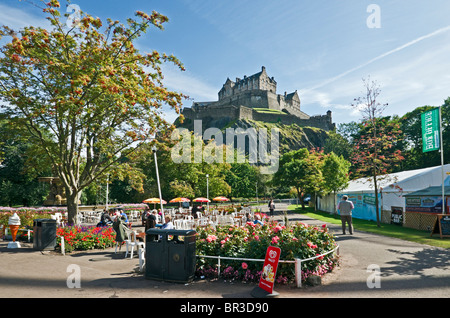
{"left": 143, "top": 198, "right": 167, "bottom": 204}
{"left": 213, "top": 196, "right": 230, "bottom": 202}
{"left": 169, "top": 197, "right": 190, "bottom": 203}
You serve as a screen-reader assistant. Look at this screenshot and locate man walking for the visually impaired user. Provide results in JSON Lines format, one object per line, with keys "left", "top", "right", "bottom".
{"left": 337, "top": 195, "right": 354, "bottom": 235}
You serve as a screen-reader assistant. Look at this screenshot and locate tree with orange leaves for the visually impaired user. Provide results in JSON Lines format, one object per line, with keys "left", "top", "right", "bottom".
{"left": 351, "top": 78, "right": 404, "bottom": 227}
{"left": 0, "top": 1, "right": 186, "bottom": 224}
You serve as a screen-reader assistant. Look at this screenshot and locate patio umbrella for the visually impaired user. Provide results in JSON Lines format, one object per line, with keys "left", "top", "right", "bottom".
{"left": 170, "top": 197, "right": 190, "bottom": 207}
{"left": 193, "top": 197, "right": 211, "bottom": 203}
{"left": 143, "top": 198, "right": 167, "bottom": 204}
{"left": 143, "top": 198, "right": 167, "bottom": 210}
{"left": 213, "top": 196, "right": 229, "bottom": 202}
{"left": 169, "top": 197, "right": 190, "bottom": 203}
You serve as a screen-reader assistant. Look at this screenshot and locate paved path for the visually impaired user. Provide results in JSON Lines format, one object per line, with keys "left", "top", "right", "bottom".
{"left": 1, "top": 204, "right": 449, "bottom": 300}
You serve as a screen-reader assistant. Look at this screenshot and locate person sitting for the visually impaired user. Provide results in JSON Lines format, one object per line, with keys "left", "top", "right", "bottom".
{"left": 119, "top": 209, "right": 128, "bottom": 223}
{"left": 245, "top": 212, "right": 253, "bottom": 223}
{"left": 253, "top": 214, "right": 264, "bottom": 226}
{"left": 161, "top": 215, "right": 174, "bottom": 230}
{"left": 192, "top": 204, "right": 199, "bottom": 218}
{"left": 145, "top": 212, "right": 157, "bottom": 232}
{"left": 97, "top": 209, "right": 112, "bottom": 227}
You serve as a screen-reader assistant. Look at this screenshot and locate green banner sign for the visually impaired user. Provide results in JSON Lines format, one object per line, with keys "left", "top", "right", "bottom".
{"left": 421, "top": 108, "right": 440, "bottom": 153}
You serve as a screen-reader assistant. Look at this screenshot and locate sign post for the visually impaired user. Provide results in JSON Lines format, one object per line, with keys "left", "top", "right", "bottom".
{"left": 251, "top": 246, "right": 281, "bottom": 298}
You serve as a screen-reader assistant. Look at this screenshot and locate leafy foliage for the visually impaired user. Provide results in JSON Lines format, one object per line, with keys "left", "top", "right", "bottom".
{"left": 0, "top": 1, "right": 186, "bottom": 222}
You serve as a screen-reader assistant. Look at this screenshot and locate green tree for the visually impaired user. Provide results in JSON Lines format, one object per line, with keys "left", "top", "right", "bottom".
{"left": 225, "top": 162, "right": 260, "bottom": 199}
{"left": 0, "top": 1, "right": 185, "bottom": 223}
{"left": 322, "top": 152, "right": 351, "bottom": 214}
{"left": 399, "top": 99, "right": 450, "bottom": 170}
{"left": 273, "top": 148, "right": 323, "bottom": 209}
{"left": 0, "top": 116, "right": 52, "bottom": 206}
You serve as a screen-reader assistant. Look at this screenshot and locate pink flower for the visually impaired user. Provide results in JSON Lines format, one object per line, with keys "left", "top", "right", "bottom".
{"left": 242, "top": 262, "right": 248, "bottom": 270}
{"left": 254, "top": 235, "right": 260, "bottom": 241}
{"left": 273, "top": 225, "right": 282, "bottom": 233}
{"left": 206, "top": 235, "right": 217, "bottom": 243}
{"left": 271, "top": 236, "right": 279, "bottom": 244}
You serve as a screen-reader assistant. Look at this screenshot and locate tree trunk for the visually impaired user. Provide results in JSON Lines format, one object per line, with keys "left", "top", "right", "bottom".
{"left": 373, "top": 174, "right": 380, "bottom": 227}
{"left": 296, "top": 187, "right": 305, "bottom": 209}
{"left": 66, "top": 190, "right": 79, "bottom": 225}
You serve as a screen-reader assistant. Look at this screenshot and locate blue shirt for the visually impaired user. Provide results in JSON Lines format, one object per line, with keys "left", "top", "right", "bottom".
{"left": 161, "top": 221, "right": 174, "bottom": 230}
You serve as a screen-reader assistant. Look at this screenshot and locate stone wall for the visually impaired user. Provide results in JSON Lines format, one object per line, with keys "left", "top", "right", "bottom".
{"left": 182, "top": 105, "right": 335, "bottom": 131}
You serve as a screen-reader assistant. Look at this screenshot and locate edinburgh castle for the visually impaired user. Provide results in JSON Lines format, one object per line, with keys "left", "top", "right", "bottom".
{"left": 181, "top": 66, "right": 335, "bottom": 131}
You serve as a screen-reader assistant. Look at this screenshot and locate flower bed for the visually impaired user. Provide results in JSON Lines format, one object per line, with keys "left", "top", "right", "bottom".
{"left": 195, "top": 220, "right": 339, "bottom": 284}
{"left": 56, "top": 225, "right": 116, "bottom": 253}
{"left": 0, "top": 209, "right": 56, "bottom": 228}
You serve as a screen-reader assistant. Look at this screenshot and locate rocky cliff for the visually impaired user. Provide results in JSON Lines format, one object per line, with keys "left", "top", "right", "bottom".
{"left": 174, "top": 117, "right": 331, "bottom": 155}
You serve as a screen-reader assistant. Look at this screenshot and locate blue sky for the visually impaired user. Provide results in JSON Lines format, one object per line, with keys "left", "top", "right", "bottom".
{"left": 2, "top": 0, "right": 450, "bottom": 126}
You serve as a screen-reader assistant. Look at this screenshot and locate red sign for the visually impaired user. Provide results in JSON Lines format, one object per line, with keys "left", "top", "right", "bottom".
{"left": 258, "top": 246, "right": 281, "bottom": 294}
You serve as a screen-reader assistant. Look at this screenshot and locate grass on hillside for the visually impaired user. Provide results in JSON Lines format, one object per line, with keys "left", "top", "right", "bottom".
{"left": 287, "top": 205, "right": 450, "bottom": 249}
{"left": 253, "top": 108, "right": 285, "bottom": 114}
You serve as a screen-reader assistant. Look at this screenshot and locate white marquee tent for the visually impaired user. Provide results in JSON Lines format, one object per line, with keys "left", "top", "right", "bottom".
{"left": 317, "top": 164, "right": 450, "bottom": 221}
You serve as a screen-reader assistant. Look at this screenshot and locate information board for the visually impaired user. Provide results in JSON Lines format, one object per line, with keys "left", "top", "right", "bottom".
{"left": 431, "top": 214, "right": 450, "bottom": 238}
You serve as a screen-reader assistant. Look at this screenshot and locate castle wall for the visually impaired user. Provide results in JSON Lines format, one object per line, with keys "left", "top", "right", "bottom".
{"left": 217, "top": 90, "right": 271, "bottom": 109}
{"left": 184, "top": 104, "right": 239, "bottom": 121}
{"left": 182, "top": 104, "right": 334, "bottom": 131}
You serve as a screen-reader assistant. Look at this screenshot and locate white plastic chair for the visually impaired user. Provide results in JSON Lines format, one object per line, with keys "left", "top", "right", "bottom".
{"left": 123, "top": 227, "right": 145, "bottom": 259}
{"left": 129, "top": 210, "right": 138, "bottom": 222}
{"left": 76, "top": 212, "right": 85, "bottom": 225}
{"left": 174, "top": 219, "right": 184, "bottom": 229}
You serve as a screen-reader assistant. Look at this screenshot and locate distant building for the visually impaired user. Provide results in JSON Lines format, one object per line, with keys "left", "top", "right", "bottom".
{"left": 181, "top": 66, "right": 335, "bottom": 131}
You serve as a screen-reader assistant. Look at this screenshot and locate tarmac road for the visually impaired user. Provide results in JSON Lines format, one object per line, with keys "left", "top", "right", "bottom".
{"left": 1, "top": 204, "right": 450, "bottom": 301}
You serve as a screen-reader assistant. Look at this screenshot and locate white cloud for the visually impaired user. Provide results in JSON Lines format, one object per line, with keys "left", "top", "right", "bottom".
{"left": 162, "top": 65, "right": 218, "bottom": 103}
{"left": 303, "top": 24, "right": 450, "bottom": 94}
{"left": 0, "top": 4, "right": 50, "bottom": 30}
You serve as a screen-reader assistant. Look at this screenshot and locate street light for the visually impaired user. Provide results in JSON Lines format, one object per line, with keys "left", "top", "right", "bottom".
{"left": 152, "top": 145, "right": 165, "bottom": 223}
{"left": 206, "top": 174, "right": 209, "bottom": 212}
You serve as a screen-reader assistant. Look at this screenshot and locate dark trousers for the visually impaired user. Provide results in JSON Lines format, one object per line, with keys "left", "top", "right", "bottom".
{"left": 340, "top": 215, "right": 353, "bottom": 234}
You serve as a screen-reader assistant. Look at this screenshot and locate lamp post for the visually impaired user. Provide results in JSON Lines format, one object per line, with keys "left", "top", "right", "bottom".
{"left": 152, "top": 145, "right": 165, "bottom": 222}
{"left": 256, "top": 180, "right": 259, "bottom": 206}
{"left": 206, "top": 174, "right": 209, "bottom": 212}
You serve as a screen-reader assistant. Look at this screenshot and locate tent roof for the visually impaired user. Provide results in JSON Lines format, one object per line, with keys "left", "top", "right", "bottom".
{"left": 404, "top": 186, "right": 450, "bottom": 197}
{"left": 343, "top": 164, "right": 450, "bottom": 194}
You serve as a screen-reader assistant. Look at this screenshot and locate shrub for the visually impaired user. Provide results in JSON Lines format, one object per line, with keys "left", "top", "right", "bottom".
{"left": 56, "top": 225, "right": 116, "bottom": 253}
{"left": 195, "top": 221, "right": 339, "bottom": 284}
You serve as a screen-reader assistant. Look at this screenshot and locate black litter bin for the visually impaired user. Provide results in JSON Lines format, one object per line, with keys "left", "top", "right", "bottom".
{"left": 145, "top": 228, "right": 196, "bottom": 283}
{"left": 33, "top": 219, "right": 57, "bottom": 251}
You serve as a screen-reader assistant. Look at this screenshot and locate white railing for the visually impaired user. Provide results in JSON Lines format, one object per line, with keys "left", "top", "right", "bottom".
{"left": 197, "top": 244, "right": 339, "bottom": 288}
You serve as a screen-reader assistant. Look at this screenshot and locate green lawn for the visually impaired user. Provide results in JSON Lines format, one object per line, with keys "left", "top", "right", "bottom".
{"left": 287, "top": 205, "right": 450, "bottom": 249}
